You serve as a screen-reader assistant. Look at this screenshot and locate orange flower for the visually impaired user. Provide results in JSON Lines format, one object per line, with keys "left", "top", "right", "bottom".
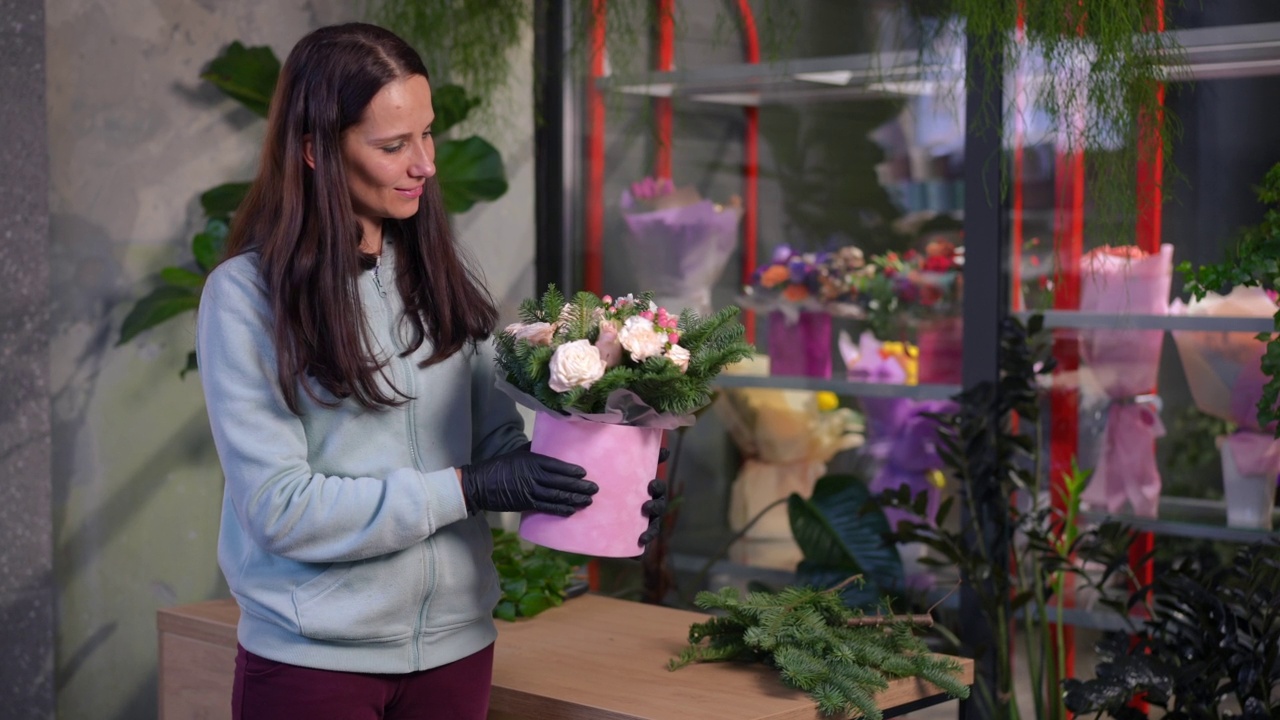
{"left": 783, "top": 285, "right": 810, "bottom": 302}
{"left": 760, "top": 264, "right": 789, "bottom": 288}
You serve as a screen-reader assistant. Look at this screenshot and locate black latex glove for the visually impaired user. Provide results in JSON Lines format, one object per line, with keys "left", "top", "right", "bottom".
{"left": 638, "top": 447, "right": 671, "bottom": 547}
{"left": 460, "top": 444, "right": 597, "bottom": 516}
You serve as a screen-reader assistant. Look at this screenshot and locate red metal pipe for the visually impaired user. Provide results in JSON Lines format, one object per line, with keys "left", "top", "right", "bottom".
{"left": 654, "top": 0, "right": 675, "bottom": 178}
{"left": 584, "top": 0, "right": 608, "bottom": 297}
{"left": 736, "top": 0, "right": 760, "bottom": 344}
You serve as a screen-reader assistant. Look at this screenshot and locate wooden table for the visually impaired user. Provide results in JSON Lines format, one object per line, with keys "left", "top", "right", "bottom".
{"left": 158, "top": 594, "right": 972, "bottom": 720}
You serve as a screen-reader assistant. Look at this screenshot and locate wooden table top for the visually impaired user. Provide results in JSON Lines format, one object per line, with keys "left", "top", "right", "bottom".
{"left": 158, "top": 594, "right": 972, "bottom": 720}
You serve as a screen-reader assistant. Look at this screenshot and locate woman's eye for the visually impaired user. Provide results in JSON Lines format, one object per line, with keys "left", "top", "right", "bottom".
{"left": 382, "top": 144, "right": 404, "bottom": 154}
{"left": 422, "top": 130, "right": 433, "bottom": 139}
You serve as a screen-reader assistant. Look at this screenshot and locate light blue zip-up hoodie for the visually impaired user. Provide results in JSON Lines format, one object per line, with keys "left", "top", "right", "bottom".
{"left": 196, "top": 237, "right": 527, "bottom": 673}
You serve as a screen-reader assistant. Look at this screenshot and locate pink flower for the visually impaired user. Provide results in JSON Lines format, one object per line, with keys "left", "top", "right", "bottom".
{"left": 668, "top": 332, "right": 680, "bottom": 345}
{"left": 595, "top": 320, "right": 624, "bottom": 369}
{"left": 505, "top": 322, "right": 557, "bottom": 346}
{"left": 640, "top": 310, "right": 655, "bottom": 321}
{"left": 619, "top": 316, "right": 668, "bottom": 362}
{"left": 665, "top": 344, "right": 691, "bottom": 373}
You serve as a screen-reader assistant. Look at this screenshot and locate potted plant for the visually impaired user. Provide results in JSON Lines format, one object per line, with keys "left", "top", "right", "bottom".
{"left": 1063, "top": 539, "right": 1280, "bottom": 719}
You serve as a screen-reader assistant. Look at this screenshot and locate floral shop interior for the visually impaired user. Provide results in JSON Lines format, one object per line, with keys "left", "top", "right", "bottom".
{"left": 6, "top": 1, "right": 1280, "bottom": 720}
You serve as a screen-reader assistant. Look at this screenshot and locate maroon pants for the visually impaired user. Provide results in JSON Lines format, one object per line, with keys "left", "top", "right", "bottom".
{"left": 231, "top": 643, "right": 495, "bottom": 720}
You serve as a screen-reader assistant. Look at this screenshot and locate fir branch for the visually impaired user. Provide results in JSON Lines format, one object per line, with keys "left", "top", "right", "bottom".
{"left": 673, "top": 586, "right": 969, "bottom": 719}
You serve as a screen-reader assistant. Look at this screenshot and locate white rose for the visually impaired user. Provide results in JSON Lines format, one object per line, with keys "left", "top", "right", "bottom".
{"left": 665, "top": 344, "right": 691, "bottom": 373}
{"left": 506, "top": 321, "right": 557, "bottom": 346}
{"left": 619, "top": 316, "right": 668, "bottom": 362}
{"left": 548, "top": 339, "right": 607, "bottom": 392}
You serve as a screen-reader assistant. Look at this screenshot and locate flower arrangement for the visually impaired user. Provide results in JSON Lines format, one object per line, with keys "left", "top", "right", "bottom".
{"left": 742, "top": 244, "right": 880, "bottom": 314}
{"left": 870, "top": 235, "right": 964, "bottom": 314}
{"left": 495, "top": 284, "right": 756, "bottom": 419}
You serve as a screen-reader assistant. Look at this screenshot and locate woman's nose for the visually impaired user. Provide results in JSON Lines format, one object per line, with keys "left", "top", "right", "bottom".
{"left": 409, "top": 141, "right": 435, "bottom": 179}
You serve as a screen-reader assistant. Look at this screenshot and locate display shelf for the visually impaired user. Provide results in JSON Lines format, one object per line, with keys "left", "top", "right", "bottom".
{"left": 1080, "top": 496, "right": 1279, "bottom": 544}
{"left": 1014, "top": 310, "right": 1275, "bottom": 333}
{"left": 597, "top": 21, "right": 1280, "bottom": 107}
{"left": 714, "top": 374, "right": 962, "bottom": 399}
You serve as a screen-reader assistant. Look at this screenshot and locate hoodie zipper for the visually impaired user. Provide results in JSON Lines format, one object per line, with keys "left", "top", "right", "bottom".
{"left": 370, "top": 249, "right": 433, "bottom": 669}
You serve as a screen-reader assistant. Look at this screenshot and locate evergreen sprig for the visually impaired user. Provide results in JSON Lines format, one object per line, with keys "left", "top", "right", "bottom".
{"left": 669, "top": 585, "right": 969, "bottom": 720}
{"left": 1179, "top": 161, "right": 1280, "bottom": 435}
{"left": 497, "top": 284, "right": 755, "bottom": 416}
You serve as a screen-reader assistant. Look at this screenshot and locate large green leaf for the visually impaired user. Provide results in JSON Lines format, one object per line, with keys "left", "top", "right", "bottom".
{"left": 193, "top": 218, "right": 230, "bottom": 273}
{"left": 788, "top": 474, "right": 904, "bottom": 600}
{"left": 431, "top": 84, "right": 480, "bottom": 136}
{"left": 201, "top": 182, "right": 251, "bottom": 221}
{"left": 434, "top": 136, "right": 508, "bottom": 213}
{"left": 201, "top": 42, "right": 280, "bottom": 118}
{"left": 118, "top": 285, "right": 200, "bottom": 345}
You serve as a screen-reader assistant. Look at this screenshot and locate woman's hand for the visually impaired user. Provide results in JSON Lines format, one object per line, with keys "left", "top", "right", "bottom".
{"left": 459, "top": 444, "right": 596, "bottom": 516}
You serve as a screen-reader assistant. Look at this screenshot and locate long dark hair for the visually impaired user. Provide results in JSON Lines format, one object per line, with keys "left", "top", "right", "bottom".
{"left": 224, "top": 23, "right": 498, "bottom": 413}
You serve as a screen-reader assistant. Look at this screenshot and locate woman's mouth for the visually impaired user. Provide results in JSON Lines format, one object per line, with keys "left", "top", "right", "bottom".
{"left": 396, "top": 186, "right": 424, "bottom": 199}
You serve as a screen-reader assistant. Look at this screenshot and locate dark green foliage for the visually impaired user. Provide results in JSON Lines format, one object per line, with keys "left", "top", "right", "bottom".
{"left": 871, "top": 316, "right": 1135, "bottom": 720}
{"left": 489, "top": 528, "right": 585, "bottom": 622}
{"left": 788, "top": 474, "right": 904, "bottom": 610}
{"left": 496, "top": 285, "right": 755, "bottom": 416}
{"left": 670, "top": 585, "right": 969, "bottom": 720}
{"left": 1064, "top": 540, "right": 1280, "bottom": 719}
{"left": 1180, "top": 161, "right": 1280, "bottom": 436}
{"left": 200, "top": 41, "right": 279, "bottom": 118}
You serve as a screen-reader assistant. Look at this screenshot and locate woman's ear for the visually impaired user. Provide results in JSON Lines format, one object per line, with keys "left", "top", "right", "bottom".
{"left": 302, "top": 134, "right": 316, "bottom": 170}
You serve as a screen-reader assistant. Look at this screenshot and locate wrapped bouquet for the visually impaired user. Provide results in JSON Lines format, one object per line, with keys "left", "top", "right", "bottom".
{"left": 620, "top": 176, "right": 742, "bottom": 318}
{"left": 495, "top": 285, "right": 755, "bottom": 556}
{"left": 1077, "top": 244, "right": 1173, "bottom": 518}
{"left": 1171, "top": 286, "right": 1280, "bottom": 529}
{"left": 867, "top": 236, "right": 965, "bottom": 384}
{"left": 715, "top": 357, "right": 864, "bottom": 569}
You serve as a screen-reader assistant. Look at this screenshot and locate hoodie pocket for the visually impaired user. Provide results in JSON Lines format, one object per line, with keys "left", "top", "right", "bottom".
{"left": 292, "top": 545, "right": 428, "bottom": 643}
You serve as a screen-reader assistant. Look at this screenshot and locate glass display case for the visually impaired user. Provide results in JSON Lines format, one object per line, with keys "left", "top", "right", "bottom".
{"left": 532, "top": 0, "right": 1280, "bottom": 611}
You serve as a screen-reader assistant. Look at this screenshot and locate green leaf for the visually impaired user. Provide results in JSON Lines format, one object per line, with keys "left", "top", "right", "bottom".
{"left": 201, "top": 182, "right": 251, "bottom": 220}
{"left": 179, "top": 350, "right": 199, "bottom": 379}
{"left": 517, "top": 592, "right": 554, "bottom": 618}
{"left": 434, "top": 136, "right": 508, "bottom": 213}
{"left": 502, "top": 578, "right": 528, "bottom": 599}
{"left": 200, "top": 42, "right": 280, "bottom": 118}
{"left": 160, "top": 267, "right": 206, "bottom": 289}
{"left": 494, "top": 601, "right": 517, "bottom": 622}
{"left": 193, "top": 219, "right": 230, "bottom": 272}
{"left": 431, "top": 84, "right": 480, "bottom": 136}
{"left": 118, "top": 285, "right": 200, "bottom": 345}
{"left": 787, "top": 474, "right": 904, "bottom": 595}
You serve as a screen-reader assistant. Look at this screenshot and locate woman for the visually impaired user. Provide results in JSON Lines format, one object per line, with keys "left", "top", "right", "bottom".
{"left": 197, "top": 23, "right": 664, "bottom": 720}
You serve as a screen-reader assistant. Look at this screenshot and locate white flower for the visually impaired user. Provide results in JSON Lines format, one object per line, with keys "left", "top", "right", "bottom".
{"left": 619, "top": 316, "right": 668, "bottom": 362}
{"left": 505, "top": 321, "right": 557, "bottom": 346}
{"left": 594, "top": 319, "right": 624, "bottom": 369}
{"left": 665, "top": 343, "right": 691, "bottom": 373}
{"left": 548, "top": 339, "right": 607, "bottom": 392}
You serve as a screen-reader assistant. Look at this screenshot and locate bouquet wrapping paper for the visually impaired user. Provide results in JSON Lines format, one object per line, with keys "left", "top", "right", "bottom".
{"left": 915, "top": 316, "right": 963, "bottom": 385}
{"left": 768, "top": 310, "right": 833, "bottom": 379}
{"left": 717, "top": 357, "right": 863, "bottom": 569}
{"left": 520, "top": 411, "right": 664, "bottom": 557}
{"left": 621, "top": 188, "right": 742, "bottom": 318}
{"left": 1078, "top": 244, "right": 1173, "bottom": 518}
{"left": 1171, "top": 286, "right": 1280, "bottom": 529}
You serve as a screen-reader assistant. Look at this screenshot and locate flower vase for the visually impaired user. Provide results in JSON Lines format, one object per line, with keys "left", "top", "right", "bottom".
{"left": 768, "top": 310, "right": 832, "bottom": 379}
{"left": 519, "top": 411, "right": 663, "bottom": 557}
{"left": 915, "top": 316, "right": 963, "bottom": 385}
{"left": 1220, "top": 434, "right": 1279, "bottom": 531}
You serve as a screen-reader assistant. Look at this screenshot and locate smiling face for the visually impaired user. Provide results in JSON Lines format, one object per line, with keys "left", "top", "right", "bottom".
{"left": 339, "top": 73, "right": 436, "bottom": 251}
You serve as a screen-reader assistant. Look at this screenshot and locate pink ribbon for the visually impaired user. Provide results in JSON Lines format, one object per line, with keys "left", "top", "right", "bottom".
{"left": 1081, "top": 398, "right": 1166, "bottom": 518}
